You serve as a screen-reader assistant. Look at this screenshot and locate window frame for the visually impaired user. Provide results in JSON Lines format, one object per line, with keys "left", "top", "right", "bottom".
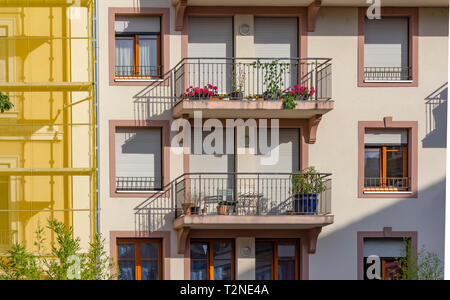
{"left": 109, "top": 120, "right": 170, "bottom": 198}
{"left": 358, "top": 7, "right": 418, "bottom": 87}
{"left": 364, "top": 145, "right": 409, "bottom": 192}
{"left": 108, "top": 8, "right": 170, "bottom": 86}
{"left": 358, "top": 118, "right": 418, "bottom": 198}
{"left": 255, "top": 239, "right": 299, "bottom": 280}
{"left": 115, "top": 32, "right": 162, "bottom": 79}
{"left": 190, "top": 239, "right": 235, "bottom": 280}
{"left": 116, "top": 238, "right": 163, "bottom": 280}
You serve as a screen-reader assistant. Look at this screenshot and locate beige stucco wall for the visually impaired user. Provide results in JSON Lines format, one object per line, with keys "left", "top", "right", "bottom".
{"left": 98, "top": 0, "right": 448, "bottom": 280}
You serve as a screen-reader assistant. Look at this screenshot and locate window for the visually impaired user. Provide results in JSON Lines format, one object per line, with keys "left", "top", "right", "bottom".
{"left": 190, "top": 240, "right": 234, "bottom": 280}
{"left": 255, "top": 240, "right": 299, "bottom": 280}
{"left": 363, "top": 238, "right": 406, "bottom": 280}
{"left": 364, "top": 17, "right": 410, "bottom": 81}
{"left": 117, "top": 239, "right": 162, "bottom": 280}
{"left": 364, "top": 129, "right": 409, "bottom": 192}
{"left": 115, "top": 16, "right": 161, "bottom": 79}
{"left": 115, "top": 127, "right": 162, "bottom": 192}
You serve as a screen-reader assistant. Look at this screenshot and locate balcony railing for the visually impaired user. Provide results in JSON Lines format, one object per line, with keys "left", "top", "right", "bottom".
{"left": 364, "top": 67, "right": 412, "bottom": 81}
{"left": 116, "top": 176, "right": 162, "bottom": 192}
{"left": 364, "top": 177, "right": 410, "bottom": 192}
{"left": 172, "top": 57, "right": 332, "bottom": 104}
{"left": 115, "top": 65, "right": 162, "bottom": 80}
{"left": 173, "top": 172, "right": 332, "bottom": 218}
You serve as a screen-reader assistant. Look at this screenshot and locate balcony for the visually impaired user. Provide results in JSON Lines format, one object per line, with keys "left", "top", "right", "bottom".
{"left": 172, "top": 172, "right": 333, "bottom": 232}
{"left": 170, "top": 57, "right": 333, "bottom": 119}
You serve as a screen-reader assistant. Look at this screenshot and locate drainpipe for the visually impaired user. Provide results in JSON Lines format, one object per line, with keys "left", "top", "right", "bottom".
{"left": 93, "top": 0, "right": 100, "bottom": 236}
{"left": 445, "top": 9, "right": 450, "bottom": 280}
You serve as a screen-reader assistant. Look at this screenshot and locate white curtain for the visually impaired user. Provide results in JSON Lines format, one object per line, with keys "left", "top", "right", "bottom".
{"left": 115, "top": 39, "right": 134, "bottom": 76}
{"left": 139, "top": 39, "right": 158, "bottom": 76}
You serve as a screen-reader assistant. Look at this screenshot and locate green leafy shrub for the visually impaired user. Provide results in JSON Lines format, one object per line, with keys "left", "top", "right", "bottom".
{"left": 0, "top": 91, "right": 14, "bottom": 113}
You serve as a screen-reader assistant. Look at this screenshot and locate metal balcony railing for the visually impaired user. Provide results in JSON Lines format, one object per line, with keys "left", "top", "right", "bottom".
{"left": 364, "top": 177, "right": 410, "bottom": 192}
{"left": 115, "top": 65, "right": 162, "bottom": 79}
{"left": 172, "top": 172, "right": 332, "bottom": 218}
{"left": 116, "top": 176, "right": 162, "bottom": 192}
{"left": 172, "top": 57, "right": 332, "bottom": 103}
{"left": 364, "top": 67, "right": 412, "bottom": 81}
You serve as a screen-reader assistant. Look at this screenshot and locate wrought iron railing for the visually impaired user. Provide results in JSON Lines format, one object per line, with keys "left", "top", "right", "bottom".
{"left": 116, "top": 176, "right": 162, "bottom": 192}
{"left": 172, "top": 58, "right": 332, "bottom": 104}
{"left": 364, "top": 177, "right": 410, "bottom": 192}
{"left": 172, "top": 172, "right": 332, "bottom": 218}
{"left": 364, "top": 67, "right": 412, "bottom": 81}
{"left": 115, "top": 65, "right": 162, "bottom": 79}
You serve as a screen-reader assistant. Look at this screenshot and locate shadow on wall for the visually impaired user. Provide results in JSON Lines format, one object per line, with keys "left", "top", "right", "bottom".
{"left": 310, "top": 178, "right": 446, "bottom": 280}
{"left": 423, "top": 82, "right": 447, "bottom": 148}
{"left": 134, "top": 188, "right": 175, "bottom": 232}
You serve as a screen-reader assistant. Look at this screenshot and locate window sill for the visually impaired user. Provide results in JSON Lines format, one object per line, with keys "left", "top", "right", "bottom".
{"left": 364, "top": 80, "right": 413, "bottom": 83}
{"left": 116, "top": 190, "right": 164, "bottom": 194}
{"left": 363, "top": 191, "right": 412, "bottom": 194}
{"left": 114, "top": 78, "right": 164, "bottom": 82}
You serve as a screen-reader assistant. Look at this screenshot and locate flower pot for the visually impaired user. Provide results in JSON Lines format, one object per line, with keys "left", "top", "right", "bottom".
{"left": 293, "top": 193, "right": 318, "bottom": 215}
{"left": 230, "top": 92, "right": 243, "bottom": 100}
{"left": 217, "top": 205, "right": 227, "bottom": 215}
{"left": 210, "top": 97, "right": 221, "bottom": 101}
{"left": 182, "top": 203, "right": 194, "bottom": 215}
{"left": 285, "top": 210, "right": 294, "bottom": 215}
{"left": 201, "top": 208, "right": 208, "bottom": 215}
{"left": 190, "top": 206, "right": 200, "bottom": 215}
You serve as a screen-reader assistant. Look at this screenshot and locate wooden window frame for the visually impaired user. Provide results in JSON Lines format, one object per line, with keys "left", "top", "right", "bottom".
{"left": 255, "top": 239, "right": 299, "bottom": 280}
{"left": 364, "top": 145, "right": 408, "bottom": 192}
{"left": 358, "top": 7, "right": 419, "bottom": 87}
{"left": 190, "top": 239, "right": 235, "bottom": 280}
{"left": 116, "top": 239, "right": 163, "bottom": 280}
{"left": 115, "top": 33, "right": 162, "bottom": 79}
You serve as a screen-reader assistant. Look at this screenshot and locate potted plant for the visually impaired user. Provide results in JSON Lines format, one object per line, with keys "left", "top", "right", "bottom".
{"left": 217, "top": 201, "right": 228, "bottom": 215}
{"left": 230, "top": 65, "right": 245, "bottom": 100}
{"left": 201, "top": 205, "right": 208, "bottom": 216}
{"left": 284, "top": 85, "right": 316, "bottom": 101}
{"left": 182, "top": 202, "right": 194, "bottom": 216}
{"left": 0, "top": 91, "right": 14, "bottom": 113}
{"left": 190, "top": 195, "right": 201, "bottom": 215}
{"left": 219, "top": 94, "right": 230, "bottom": 101}
{"left": 184, "top": 85, "right": 218, "bottom": 100}
{"left": 292, "top": 167, "right": 325, "bottom": 215}
{"left": 253, "top": 59, "right": 290, "bottom": 101}
{"left": 282, "top": 92, "right": 297, "bottom": 110}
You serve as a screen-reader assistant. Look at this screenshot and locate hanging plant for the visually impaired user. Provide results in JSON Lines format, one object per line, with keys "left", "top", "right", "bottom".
{"left": 282, "top": 93, "right": 297, "bottom": 110}
{"left": 0, "top": 91, "right": 14, "bottom": 113}
{"left": 252, "top": 60, "right": 290, "bottom": 100}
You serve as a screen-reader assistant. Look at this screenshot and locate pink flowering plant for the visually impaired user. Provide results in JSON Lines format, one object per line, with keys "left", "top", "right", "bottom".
{"left": 182, "top": 84, "right": 218, "bottom": 99}
{"left": 283, "top": 84, "right": 316, "bottom": 101}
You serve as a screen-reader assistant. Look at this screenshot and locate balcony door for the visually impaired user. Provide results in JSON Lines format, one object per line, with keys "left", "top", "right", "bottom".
{"left": 188, "top": 17, "right": 233, "bottom": 94}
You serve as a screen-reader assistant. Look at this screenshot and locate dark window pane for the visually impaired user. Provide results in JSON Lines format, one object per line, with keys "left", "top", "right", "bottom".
{"left": 386, "top": 148, "right": 405, "bottom": 179}
{"left": 141, "top": 243, "right": 159, "bottom": 259}
{"left": 255, "top": 243, "right": 273, "bottom": 260}
{"left": 278, "top": 260, "right": 296, "bottom": 280}
{"left": 141, "top": 261, "right": 159, "bottom": 280}
{"left": 255, "top": 261, "right": 272, "bottom": 280}
{"left": 118, "top": 244, "right": 135, "bottom": 259}
{"left": 191, "top": 260, "right": 208, "bottom": 280}
{"left": 278, "top": 244, "right": 295, "bottom": 258}
{"left": 214, "top": 260, "right": 232, "bottom": 280}
{"left": 213, "top": 243, "right": 231, "bottom": 260}
{"left": 191, "top": 243, "right": 208, "bottom": 259}
{"left": 365, "top": 149, "right": 380, "bottom": 185}
{"left": 118, "top": 261, "right": 135, "bottom": 280}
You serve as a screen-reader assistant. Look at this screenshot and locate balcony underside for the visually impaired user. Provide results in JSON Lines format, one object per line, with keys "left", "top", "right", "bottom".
{"left": 174, "top": 215, "right": 334, "bottom": 231}
{"left": 173, "top": 100, "right": 334, "bottom": 119}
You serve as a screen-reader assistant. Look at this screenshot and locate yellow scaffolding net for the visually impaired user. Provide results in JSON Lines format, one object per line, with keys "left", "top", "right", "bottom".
{"left": 0, "top": 0, "right": 96, "bottom": 254}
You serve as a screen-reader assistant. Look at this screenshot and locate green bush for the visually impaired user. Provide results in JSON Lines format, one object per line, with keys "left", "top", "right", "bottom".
{"left": 0, "top": 91, "right": 14, "bottom": 113}
{"left": 0, "top": 219, "right": 117, "bottom": 280}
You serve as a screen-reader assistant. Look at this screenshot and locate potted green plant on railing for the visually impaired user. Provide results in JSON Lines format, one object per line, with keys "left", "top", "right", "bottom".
{"left": 0, "top": 91, "right": 14, "bottom": 113}
{"left": 292, "top": 167, "right": 325, "bottom": 215}
{"left": 252, "top": 60, "right": 290, "bottom": 100}
{"left": 231, "top": 64, "right": 245, "bottom": 100}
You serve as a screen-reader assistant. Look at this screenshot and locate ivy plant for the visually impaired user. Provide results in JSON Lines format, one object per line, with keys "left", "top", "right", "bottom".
{"left": 0, "top": 91, "right": 14, "bottom": 113}
{"left": 252, "top": 60, "right": 290, "bottom": 99}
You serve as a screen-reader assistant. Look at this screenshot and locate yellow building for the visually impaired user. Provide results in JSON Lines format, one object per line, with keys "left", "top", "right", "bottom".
{"left": 0, "top": 0, "right": 96, "bottom": 254}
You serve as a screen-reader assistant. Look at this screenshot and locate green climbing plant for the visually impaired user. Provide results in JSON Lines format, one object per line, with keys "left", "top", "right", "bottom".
{"left": 252, "top": 60, "right": 290, "bottom": 99}
{"left": 0, "top": 91, "right": 14, "bottom": 113}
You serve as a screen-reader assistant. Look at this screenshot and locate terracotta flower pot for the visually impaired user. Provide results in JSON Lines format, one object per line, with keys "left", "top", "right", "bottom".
{"left": 217, "top": 205, "right": 227, "bottom": 215}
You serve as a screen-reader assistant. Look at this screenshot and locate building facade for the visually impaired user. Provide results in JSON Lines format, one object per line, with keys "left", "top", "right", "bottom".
{"left": 0, "top": 0, "right": 96, "bottom": 254}
{"left": 98, "top": 0, "right": 448, "bottom": 280}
